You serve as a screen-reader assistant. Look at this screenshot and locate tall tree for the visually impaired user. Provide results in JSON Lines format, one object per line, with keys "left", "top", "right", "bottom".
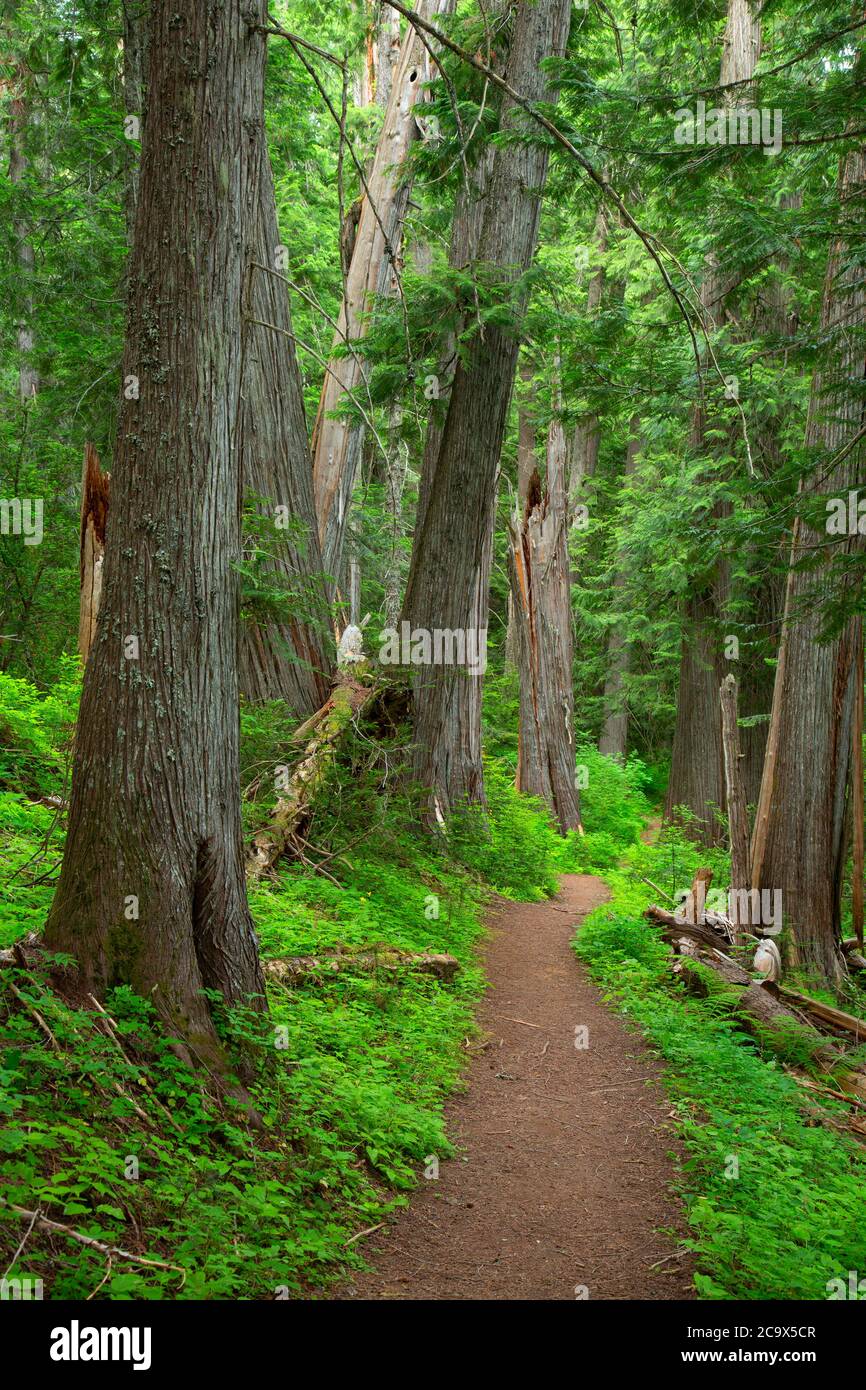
{"left": 8, "top": 35, "right": 39, "bottom": 402}
{"left": 239, "top": 143, "right": 334, "bottom": 714}
{"left": 598, "top": 421, "right": 642, "bottom": 761}
{"left": 45, "top": 0, "right": 269, "bottom": 1065}
{"left": 508, "top": 415, "right": 582, "bottom": 832}
{"left": 752, "top": 138, "right": 866, "bottom": 984}
{"left": 664, "top": 0, "right": 762, "bottom": 845}
{"left": 401, "top": 0, "right": 572, "bottom": 821}
{"left": 312, "top": 0, "right": 452, "bottom": 584}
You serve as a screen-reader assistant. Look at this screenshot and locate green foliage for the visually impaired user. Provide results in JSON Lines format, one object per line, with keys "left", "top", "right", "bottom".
{"left": 0, "top": 659, "right": 79, "bottom": 795}
{"left": 575, "top": 842, "right": 866, "bottom": 1301}
{"left": 0, "top": 678, "right": 568, "bottom": 1298}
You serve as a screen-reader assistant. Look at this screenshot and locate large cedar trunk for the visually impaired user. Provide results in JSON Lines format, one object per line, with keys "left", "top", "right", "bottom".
{"left": 570, "top": 201, "right": 608, "bottom": 498}
{"left": 8, "top": 56, "right": 39, "bottom": 402}
{"left": 664, "top": 589, "right": 727, "bottom": 843}
{"left": 312, "top": 0, "right": 453, "bottom": 584}
{"left": 121, "top": 0, "right": 148, "bottom": 246}
{"left": 401, "top": 0, "right": 572, "bottom": 822}
{"left": 45, "top": 0, "right": 268, "bottom": 1060}
{"left": 664, "top": 0, "right": 761, "bottom": 843}
{"left": 238, "top": 143, "right": 334, "bottom": 714}
{"left": 753, "top": 142, "right": 866, "bottom": 984}
{"left": 120, "top": 0, "right": 330, "bottom": 715}
{"left": 509, "top": 421, "right": 582, "bottom": 833}
{"left": 598, "top": 422, "right": 641, "bottom": 761}
{"left": 737, "top": 192, "right": 801, "bottom": 804}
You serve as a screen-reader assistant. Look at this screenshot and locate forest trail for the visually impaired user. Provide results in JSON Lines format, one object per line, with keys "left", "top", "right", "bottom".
{"left": 336, "top": 874, "right": 694, "bottom": 1301}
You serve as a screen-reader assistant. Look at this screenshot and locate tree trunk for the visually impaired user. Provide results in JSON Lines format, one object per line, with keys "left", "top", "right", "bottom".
{"left": 664, "top": 588, "right": 727, "bottom": 844}
{"left": 738, "top": 192, "right": 802, "bottom": 805}
{"left": 312, "top": 0, "right": 452, "bottom": 583}
{"left": 753, "top": 141, "right": 866, "bottom": 985}
{"left": 720, "top": 673, "right": 751, "bottom": 935}
{"left": 400, "top": 0, "right": 572, "bottom": 823}
{"left": 78, "top": 443, "right": 110, "bottom": 664}
{"left": 664, "top": 0, "right": 761, "bottom": 844}
{"left": 383, "top": 403, "right": 409, "bottom": 628}
{"left": 121, "top": 0, "right": 149, "bottom": 245}
{"left": 375, "top": 3, "right": 402, "bottom": 109}
{"left": 8, "top": 60, "right": 39, "bottom": 402}
{"left": 853, "top": 620, "right": 865, "bottom": 951}
{"left": 569, "top": 201, "right": 608, "bottom": 500}
{"left": 238, "top": 143, "right": 334, "bottom": 714}
{"left": 45, "top": 0, "right": 269, "bottom": 1065}
{"left": 509, "top": 420, "right": 582, "bottom": 833}
{"left": 504, "top": 361, "right": 537, "bottom": 669}
{"left": 598, "top": 422, "right": 641, "bottom": 761}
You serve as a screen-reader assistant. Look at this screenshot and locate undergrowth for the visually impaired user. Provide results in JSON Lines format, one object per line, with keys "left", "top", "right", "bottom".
{"left": 574, "top": 827, "right": 866, "bottom": 1300}
{"left": 0, "top": 669, "right": 573, "bottom": 1299}
{"left": 4, "top": 664, "right": 864, "bottom": 1301}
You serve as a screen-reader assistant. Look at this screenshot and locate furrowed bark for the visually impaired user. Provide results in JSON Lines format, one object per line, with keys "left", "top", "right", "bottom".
{"left": 239, "top": 142, "right": 334, "bottom": 715}
{"left": 8, "top": 52, "right": 39, "bottom": 402}
{"left": 509, "top": 420, "right": 582, "bottom": 834}
{"left": 852, "top": 619, "right": 864, "bottom": 950}
{"left": 598, "top": 422, "right": 641, "bottom": 761}
{"left": 753, "top": 140, "right": 866, "bottom": 985}
{"left": 569, "top": 200, "right": 608, "bottom": 499}
{"left": 401, "top": 0, "right": 572, "bottom": 824}
{"left": 45, "top": 0, "right": 270, "bottom": 1066}
{"left": 312, "top": 0, "right": 453, "bottom": 584}
{"left": 664, "top": 0, "right": 761, "bottom": 845}
{"left": 720, "top": 673, "right": 751, "bottom": 935}
{"left": 121, "top": 0, "right": 149, "bottom": 245}
{"left": 505, "top": 361, "right": 538, "bottom": 669}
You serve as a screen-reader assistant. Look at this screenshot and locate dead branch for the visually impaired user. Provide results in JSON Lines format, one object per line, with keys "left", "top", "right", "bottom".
{"left": 0, "top": 1199, "right": 185, "bottom": 1276}
{"left": 265, "top": 947, "right": 459, "bottom": 987}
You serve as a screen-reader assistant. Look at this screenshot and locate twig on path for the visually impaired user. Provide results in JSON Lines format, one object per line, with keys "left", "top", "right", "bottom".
{"left": 343, "top": 1222, "right": 385, "bottom": 1247}
{"left": 492, "top": 1013, "right": 543, "bottom": 1030}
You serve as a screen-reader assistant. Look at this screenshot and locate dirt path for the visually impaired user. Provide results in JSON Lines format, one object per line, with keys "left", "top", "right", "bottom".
{"left": 338, "top": 874, "right": 694, "bottom": 1301}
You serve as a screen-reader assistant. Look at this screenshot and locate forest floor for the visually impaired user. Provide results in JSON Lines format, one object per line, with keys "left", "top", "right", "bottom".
{"left": 335, "top": 873, "right": 694, "bottom": 1301}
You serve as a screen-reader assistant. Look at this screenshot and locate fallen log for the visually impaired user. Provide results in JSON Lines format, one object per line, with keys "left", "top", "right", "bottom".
{"left": 645, "top": 904, "right": 732, "bottom": 953}
{"left": 673, "top": 956, "right": 852, "bottom": 1074}
{"left": 773, "top": 985, "right": 866, "bottom": 1043}
{"left": 681, "top": 866, "right": 714, "bottom": 925}
{"left": 648, "top": 905, "right": 866, "bottom": 1074}
{"left": 841, "top": 938, "right": 866, "bottom": 972}
{"left": 264, "top": 948, "right": 459, "bottom": 987}
{"left": 246, "top": 678, "right": 372, "bottom": 880}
